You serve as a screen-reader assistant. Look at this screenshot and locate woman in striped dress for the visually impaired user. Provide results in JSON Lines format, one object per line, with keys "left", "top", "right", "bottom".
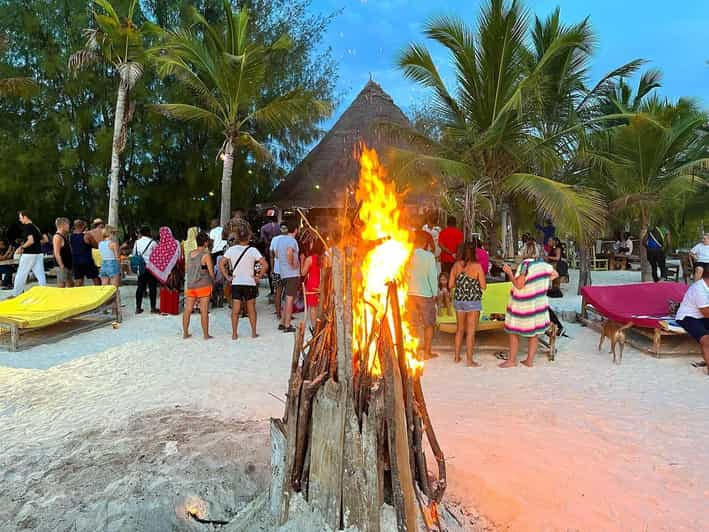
{"left": 500, "top": 240, "right": 559, "bottom": 367}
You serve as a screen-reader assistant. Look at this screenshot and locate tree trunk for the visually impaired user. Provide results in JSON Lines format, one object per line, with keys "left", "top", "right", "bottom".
{"left": 463, "top": 183, "right": 476, "bottom": 241}
{"left": 577, "top": 246, "right": 592, "bottom": 294}
{"left": 639, "top": 211, "right": 651, "bottom": 282}
{"left": 220, "top": 137, "right": 235, "bottom": 227}
{"left": 500, "top": 203, "right": 510, "bottom": 258}
{"left": 107, "top": 82, "right": 128, "bottom": 227}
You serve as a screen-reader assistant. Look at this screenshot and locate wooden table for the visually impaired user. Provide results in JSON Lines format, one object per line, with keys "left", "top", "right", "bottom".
{"left": 0, "top": 255, "right": 55, "bottom": 267}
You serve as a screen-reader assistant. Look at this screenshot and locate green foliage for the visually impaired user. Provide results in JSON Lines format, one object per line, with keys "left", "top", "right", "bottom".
{"left": 0, "top": 0, "right": 336, "bottom": 235}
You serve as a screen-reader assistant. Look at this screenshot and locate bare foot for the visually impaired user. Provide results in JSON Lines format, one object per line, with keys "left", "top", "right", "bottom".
{"left": 251, "top": 332, "right": 259, "bottom": 338}
{"left": 183, "top": 333, "right": 192, "bottom": 339}
{"left": 232, "top": 334, "right": 239, "bottom": 340}
{"left": 498, "top": 360, "right": 517, "bottom": 368}
{"left": 204, "top": 335, "right": 214, "bottom": 340}
{"left": 454, "top": 355, "right": 461, "bottom": 363}
{"left": 520, "top": 359, "right": 534, "bottom": 367}
{"left": 467, "top": 360, "right": 481, "bottom": 367}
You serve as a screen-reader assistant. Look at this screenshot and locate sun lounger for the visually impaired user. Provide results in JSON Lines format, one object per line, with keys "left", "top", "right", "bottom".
{"left": 436, "top": 282, "right": 560, "bottom": 361}
{"left": 580, "top": 282, "right": 695, "bottom": 356}
{"left": 0, "top": 286, "right": 121, "bottom": 351}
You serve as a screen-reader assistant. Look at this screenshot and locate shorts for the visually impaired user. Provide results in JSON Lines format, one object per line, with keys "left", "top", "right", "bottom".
{"left": 454, "top": 300, "right": 482, "bottom": 313}
{"left": 99, "top": 259, "right": 120, "bottom": 278}
{"left": 408, "top": 295, "right": 436, "bottom": 328}
{"left": 232, "top": 284, "right": 258, "bottom": 301}
{"left": 678, "top": 317, "right": 709, "bottom": 342}
{"left": 272, "top": 273, "right": 282, "bottom": 288}
{"left": 185, "top": 285, "right": 212, "bottom": 299}
{"left": 57, "top": 267, "right": 73, "bottom": 284}
{"left": 695, "top": 262, "right": 709, "bottom": 272}
{"left": 282, "top": 276, "right": 300, "bottom": 298}
{"left": 74, "top": 262, "right": 99, "bottom": 280}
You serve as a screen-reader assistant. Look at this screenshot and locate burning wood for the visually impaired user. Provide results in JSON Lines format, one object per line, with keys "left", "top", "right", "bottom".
{"left": 271, "top": 145, "right": 446, "bottom": 531}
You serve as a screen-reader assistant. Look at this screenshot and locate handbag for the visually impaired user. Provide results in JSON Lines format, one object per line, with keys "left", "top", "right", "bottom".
{"left": 131, "top": 239, "right": 154, "bottom": 276}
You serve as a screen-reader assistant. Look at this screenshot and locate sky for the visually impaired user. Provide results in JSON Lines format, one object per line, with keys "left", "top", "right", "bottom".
{"left": 309, "top": 0, "right": 709, "bottom": 127}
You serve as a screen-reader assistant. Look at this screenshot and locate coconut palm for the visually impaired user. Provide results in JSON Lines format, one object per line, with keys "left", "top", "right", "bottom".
{"left": 0, "top": 35, "right": 34, "bottom": 97}
{"left": 391, "top": 0, "right": 607, "bottom": 258}
{"left": 69, "top": 0, "right": 157, "bottom": 227}
{"left": 583, "top": 96, "right": 709, "bottom": 281}
{"left": 149, "top": 1, "right": 331, "bottom": 225}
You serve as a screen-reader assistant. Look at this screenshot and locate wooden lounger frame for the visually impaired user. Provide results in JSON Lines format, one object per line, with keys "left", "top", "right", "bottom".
{"left": 0, "top": 290, "right": 122, "bottom": 352}
{"left": 580, "top": 297, "right": 697, "bottom": 358}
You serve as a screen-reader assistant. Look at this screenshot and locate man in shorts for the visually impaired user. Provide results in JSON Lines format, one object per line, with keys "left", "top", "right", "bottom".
{"left": 676, "top": 267, "right": 709, "bottom": 375}
{"left": 269, "top": 223, "right": 288, "bottom": 319}
{"left": 70, "top": 220, "right": 100, "bottom": 286}
{"left": 52, "top": 217, "right": 73, "bottom": 288}
{"left": 274, "top": 220, "right": 299, "bottom": 333}
{"left": 407, "top": 231, "right": 439, "bottom": 359}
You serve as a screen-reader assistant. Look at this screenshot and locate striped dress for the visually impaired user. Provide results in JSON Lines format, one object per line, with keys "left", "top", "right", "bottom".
{"left": 504, "top": 259, "right": 554, "bottom": 337}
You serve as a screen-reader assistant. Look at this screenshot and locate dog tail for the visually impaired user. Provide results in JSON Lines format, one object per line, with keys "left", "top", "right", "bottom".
{"left": 618, "top": 322, "right": 633, "bottom": 333}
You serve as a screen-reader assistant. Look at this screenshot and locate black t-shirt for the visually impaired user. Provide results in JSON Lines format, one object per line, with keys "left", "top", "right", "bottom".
{"left": 22, "top": 223, "right": 42, "bottom": 254}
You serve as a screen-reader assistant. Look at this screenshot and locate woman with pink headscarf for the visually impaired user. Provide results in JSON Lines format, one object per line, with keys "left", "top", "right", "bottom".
{"left": 147, "top": 227, "right": 182, "bottom": 285}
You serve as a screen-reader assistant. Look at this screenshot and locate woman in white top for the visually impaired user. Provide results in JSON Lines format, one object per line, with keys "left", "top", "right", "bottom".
{"left": 690, "top": 233, "right": 709, "bottom": 282}
{"left": 219, "top": 220, "right": 268, "bottom": 340}
{"left": 98, "top": 225, "right": 121, "bottom": 287}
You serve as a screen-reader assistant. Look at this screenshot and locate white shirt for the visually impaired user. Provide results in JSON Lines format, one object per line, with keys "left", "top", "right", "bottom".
{"left": 270, "top": 234, "right": 284, "bottom": 274}
{"left": 690, "top": 243, "right": 709, "bottom": 263}
{"left": 132, "top": 236, "right": 156, "bottom": 260}
{"left": 224, "top": 245, "right": 263, "bottom": 286}
{"left": 676, "top": 280, "right": 709, "bottom": 320}
{"left": 423, "top": 224, "right": 441, "bottom": 257}
{"left": 209, "top": 226, "right": 226, "bottom": 253}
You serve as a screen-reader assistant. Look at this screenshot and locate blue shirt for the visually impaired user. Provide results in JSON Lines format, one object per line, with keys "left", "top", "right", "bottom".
{"left": 273, "top": 235, "right": 300, "bottom": 279}
{"left": 407, "top": 248, "right": 438, "bottom": 298}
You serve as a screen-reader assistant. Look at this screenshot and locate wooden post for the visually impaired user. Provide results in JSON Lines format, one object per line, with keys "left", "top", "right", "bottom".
{"left": 653, "top": 328, "right": 662, "bottom": 357}
{"left": 10, "top": 323, "right": 18, "bottom": 352}
{"left": 269, "top": 419, "right": 287, "bottom": 517}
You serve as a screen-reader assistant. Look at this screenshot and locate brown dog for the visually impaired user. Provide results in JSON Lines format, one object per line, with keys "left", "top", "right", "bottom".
{"left": 598, "top": 321, "right": 633, "bottom": 364}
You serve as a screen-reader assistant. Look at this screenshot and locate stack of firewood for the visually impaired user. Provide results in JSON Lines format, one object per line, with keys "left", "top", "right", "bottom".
{"left": 270, "top": 247, "right": 446, "bottom": 532}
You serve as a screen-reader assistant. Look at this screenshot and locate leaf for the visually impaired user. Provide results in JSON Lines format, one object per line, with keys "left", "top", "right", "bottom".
{"left": 148, "top": 103, "right": 220, "bottom": 128}
{"left": 118, "top": 61, "right": 143, "bottom": 89}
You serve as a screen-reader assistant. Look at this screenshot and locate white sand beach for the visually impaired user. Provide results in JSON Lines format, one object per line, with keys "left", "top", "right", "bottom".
{"left": 0, "top": 271, "right": 707, "bottom": 531}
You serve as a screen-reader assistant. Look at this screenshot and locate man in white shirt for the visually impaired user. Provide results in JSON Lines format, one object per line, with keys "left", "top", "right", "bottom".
{"left": 209, "top": 218, "right": 227, "bottom": 263}
{"left": 269, "top": 223, "right": 288, "bottom": 318}
{"left": 676, "top": 268, "right": 709, "bottom": 374}
{"left": 274, "top": 220, "right": 300, "bottom": 333}
{"left": 690, "top": 233, "right": 709, "bottom": 282}
{"left": 132, "top": 225, "right": 158, "bottom": 314}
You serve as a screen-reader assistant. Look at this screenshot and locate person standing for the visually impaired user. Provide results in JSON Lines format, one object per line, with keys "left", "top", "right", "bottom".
{"left": 422, "top": 213, "right": 441, "bottom": 259}
{"left": 301, "top": 238, "right": 324, "bottom": 328}
{"left": 473, "top": 236, "right": 490, "bottom": 275}
{"left": 221, "top": 221, "right": 268, "bottom": 339}
{"left": 500, "top": 241, "right": 558, "bottom": 368}
{"left": 643, "top": 225, "right": 671, "bottom": 282}
{"left": 270, "top": 223, "right": 288, "bottom": 319}
{"left": 260, "top": 213, "right": 281, "bottom": 296}
{"left": 0, "top": 238, "right": 15, "bottom": 289}
{"left": 12, "top": 211, "right": 46, "bottom": 296}
{"left": 52, "top": 217, "right": 73, "bottom": 288}
{"left": 70, "top": 220, "right": 100, "bottom": 287}
{"left": 675, "top": 268, "right": 709, "bottom": 374}
{"left": 438, "top": 216, "right": 464, "bottom": 276}
{"left": 690, "top": 233, "right": 709, "bottom": 282}
{"left": 449, "top": 241, "right": 486, "bottom": 366}
{"left": 535, "top": 219, "right": 556, "bottom": 253}
{"left": 98, "top": 225, "right": 121, "bottom": 287}
{"left": 274, "top": 220, "right": 300, "bottom": 333}
{"left": 133, "top": 226, "right": 158, "bottom": 314}
{"left": 407, "top": 231, "right": 439, "bottom": 361}
{"left": 183, "top": 231, "right": 215, "bottom": 340}
{"left": 209, "top": 218, "right": 227, "bottom": 264}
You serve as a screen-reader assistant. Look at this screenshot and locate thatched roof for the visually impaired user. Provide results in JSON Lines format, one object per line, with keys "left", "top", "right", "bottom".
{"left": 271, "top": 81, "right": 416, "bottom": 208}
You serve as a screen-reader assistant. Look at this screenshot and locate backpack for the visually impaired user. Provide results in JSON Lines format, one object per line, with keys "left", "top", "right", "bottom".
{"left": 131, "top": 239, "right": 154, "bottom": 276}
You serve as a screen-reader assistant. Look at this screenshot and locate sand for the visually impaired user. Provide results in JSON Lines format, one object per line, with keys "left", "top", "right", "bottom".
{"left": 0, "top": 271, "right": 707, "bottom": 531}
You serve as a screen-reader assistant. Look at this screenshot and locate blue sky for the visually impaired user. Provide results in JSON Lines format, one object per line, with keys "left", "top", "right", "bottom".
{"left": 310, "top": 0, "right": 709, "bottom": 125}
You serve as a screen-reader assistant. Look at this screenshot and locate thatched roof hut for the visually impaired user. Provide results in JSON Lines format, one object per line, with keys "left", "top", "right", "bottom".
{"left": 271, "top": 81, "right": 425, "bottom": 209}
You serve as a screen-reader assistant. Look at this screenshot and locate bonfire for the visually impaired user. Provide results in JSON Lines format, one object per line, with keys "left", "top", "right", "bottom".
{"left": 270, "top": 144, "right": 446, "bottom": 531}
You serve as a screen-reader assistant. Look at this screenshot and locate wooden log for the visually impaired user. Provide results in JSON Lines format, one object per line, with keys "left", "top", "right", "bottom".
{"left": 269, "top": 418, "right": 287, "bottom": 517}
{"left": 413, "top": 378, "right": 446, "bottom": 504}
{"left": 412, "top": 404, "right": 432, "bottom": 499}
{"left": 380, "top": 326, "right": 417, "bottom": 531}
{"left": 284, "top": 323, "right": 305, "bottom": 422}
{"left": 308, "top": 379, "right": 346, "bottom": 529}
{"left": 292, "top": 371, "right": 328, "bottom": 490}
{"left": 333, "top": 247, "right": 353, "bottom": 384}
{"left": 343, "top": 383, "right": 383, "bottom": 532}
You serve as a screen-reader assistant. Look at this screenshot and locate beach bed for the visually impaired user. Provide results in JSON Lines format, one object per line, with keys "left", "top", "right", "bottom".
{"left": 0, "top": 286, "right": 121, "bottom": 351}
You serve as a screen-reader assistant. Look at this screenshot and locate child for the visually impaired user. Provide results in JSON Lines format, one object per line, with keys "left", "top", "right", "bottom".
{"left": 437, "top": 271, "right": 452, "bottom": 316}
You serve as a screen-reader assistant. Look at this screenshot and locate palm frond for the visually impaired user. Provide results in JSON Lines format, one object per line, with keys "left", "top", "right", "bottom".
{"left": 148, "top": 103, "right": 220, "bottom": 128}
{"left": 245, "top": 90, "right": 331, "bottom": 131}
{"left": 386, "top": 148, "right": 477, "bottom": 191}
{"left": 608, "top": 192, "right": 658, "bottom": 211}
{"left": 118, "top": 61, "right": 143, "bottom": 89}
{"left": 237, "top": 133, "right": 272, "bottom": 162}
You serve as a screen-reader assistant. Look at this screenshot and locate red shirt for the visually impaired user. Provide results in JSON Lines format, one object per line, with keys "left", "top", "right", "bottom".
{"left": 438, "top": 227, "right": 463, "bottom": 264}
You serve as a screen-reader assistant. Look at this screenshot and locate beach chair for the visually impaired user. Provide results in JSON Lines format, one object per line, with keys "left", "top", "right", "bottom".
{"left": 591, "top": 247, "right": 609, "bottom": 271}
{"left": 0, "top": 286, "right": 121, "bottom": 351}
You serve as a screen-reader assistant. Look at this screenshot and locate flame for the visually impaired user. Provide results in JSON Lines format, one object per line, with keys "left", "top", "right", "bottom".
{"left": 352, "top": 145, "right": 423, "bottom": 378}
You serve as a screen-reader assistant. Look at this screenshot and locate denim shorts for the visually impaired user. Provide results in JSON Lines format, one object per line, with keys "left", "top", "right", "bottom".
{"left": 99, "top": 259, "right": 120, "bottom": 278}
{"left": 454, "top": 300, "right": 482, "bottom": 312}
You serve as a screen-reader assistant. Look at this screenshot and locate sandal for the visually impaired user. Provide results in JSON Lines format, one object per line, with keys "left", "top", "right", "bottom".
{"left": 494, "top": 351, "right": 508, "bottom": 360}
{"left": 283, "top": 326, "right": 296, "bottom": 333}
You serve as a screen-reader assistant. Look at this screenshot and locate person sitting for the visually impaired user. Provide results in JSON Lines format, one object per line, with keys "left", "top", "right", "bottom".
{"left": 437, "top": 271, "right": 452, "bottom": 316}
{"left": 613, "top": 232, "right": 634, "bottom": 270}
{"left": 676, "top": 268, "right": 709, "bottom": 375}
{"left": 690, "top": 233, "right": 709, "bottom": 282}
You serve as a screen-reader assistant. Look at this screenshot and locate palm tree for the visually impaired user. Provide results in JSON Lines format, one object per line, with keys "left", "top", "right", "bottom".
{"left": 583, "top": 96, "right": 709, "bottom": 281}
{"left": 150, "top": 1, "right": 331, "bottom": 226}
{"left": 391, "top": 0, "right": 607, "bottom": 259}
{"left": 69, "top": 0, "right": 157, "bottom": 227}
{"left": 0, "top": 35, "right": 34, "bottom": 97}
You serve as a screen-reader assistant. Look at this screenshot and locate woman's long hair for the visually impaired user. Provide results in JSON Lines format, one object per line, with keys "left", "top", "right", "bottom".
{"left": 458, "top": 241, "right": 478, "bottom": 266}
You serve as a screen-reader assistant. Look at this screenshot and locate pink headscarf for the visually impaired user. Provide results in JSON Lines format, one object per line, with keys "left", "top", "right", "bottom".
{"left": 147, "top": 227, "right": 181, "bottom": 284}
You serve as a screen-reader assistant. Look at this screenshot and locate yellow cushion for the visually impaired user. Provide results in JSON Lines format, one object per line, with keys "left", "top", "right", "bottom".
{"left": 436, "top": 282, "right": 511, "bottom": 332}
{"left": 0, "top": 286, "right": 116, "bottom": 329}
